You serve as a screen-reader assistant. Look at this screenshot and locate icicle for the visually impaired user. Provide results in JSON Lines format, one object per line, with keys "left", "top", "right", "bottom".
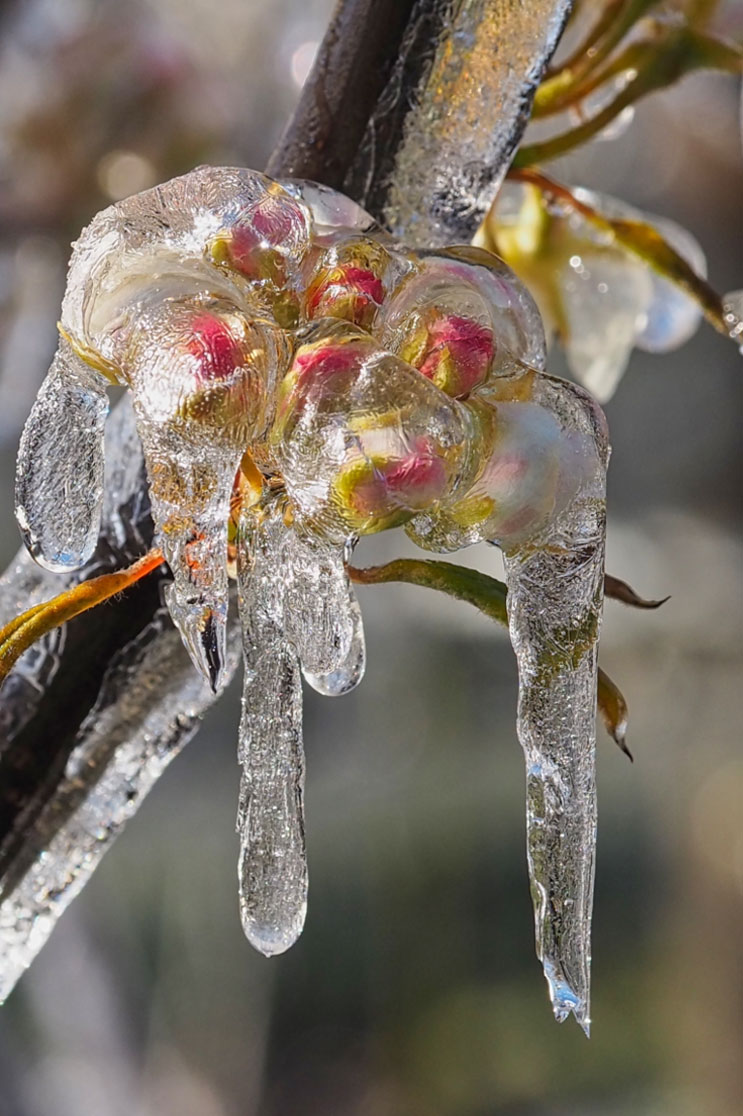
{"left": 138, "top": 424, "right": 239, "bottom": 693}
{"left": 236, "top": 502, "right": 307, "bottom": 956}
{"left": 15, "top": 338, "right": 109, "bottom": 572}
{"left": 283, "top": 530, "right": 356, "bottom": 677}
{"left": 502, "top": 376, "right": 609, "bottom": 1035}
{"left": 302, "top": 582, "right": 366, "bottom": 696}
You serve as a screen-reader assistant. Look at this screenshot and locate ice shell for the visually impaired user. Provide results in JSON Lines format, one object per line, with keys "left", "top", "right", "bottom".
{"left": 303, "top": 234, "right": 407, "bottom": 331}
{"left": 277, "top": 178, "right": 376, "bottom": 237}
{"left": 207, "top": 182, "right": 313, "bottom": 326}
{"left": 273, "top": 322, "right": 475, "bottom": 540}
{"left": 405, "top": 392, "right": 592, "bottom": 553}
{"left": 573, "top": 189, "right": 706, "bottom": 355}
{"left": 15, "top": 339, "right": 108, "bottom": 571}
{"left": 120, "top": 296, "right": 286, "bottom": 449}
{"left": 559, "top": 251, "right": 654, "bottom": 403}
{"left": 63, "top": 167, "right": 279, "bottom": 339}
{"left": 378, "top": 247, "right": 546, "bottom": 383}
{"left": 491, "top": 182, "right": 706, "bottom": 401}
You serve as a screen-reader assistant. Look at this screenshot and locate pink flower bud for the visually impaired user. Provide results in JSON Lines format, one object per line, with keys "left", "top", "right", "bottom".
{"left": 333, "top": 437, "right": 450, "bottom": 533}
{"left": 402, "top": 313, "right": 494, "bottom": 397}
{"left": 306, "top": 264, "right": 386, "bottom": 329}
{"left": 208, "top": 189, "right": 311, "bottom": 322}
{"left": 186, "top": 311, "right": 246, "bottom": 383}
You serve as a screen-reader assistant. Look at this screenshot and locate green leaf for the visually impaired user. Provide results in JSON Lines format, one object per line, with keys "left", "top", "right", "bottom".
{"left": 348, "top": 557, "right": 633, "bottom": 756}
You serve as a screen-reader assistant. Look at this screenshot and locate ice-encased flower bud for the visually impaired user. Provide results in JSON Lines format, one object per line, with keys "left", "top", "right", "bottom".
{"left": 304, "top": 236, "right": 395, "bottom": 330}
{"left": 208, "top": 182, "right": 313, "bottom": 327}
{"left": 272, "top": 322, "right": 475, "bottom": 539}
{"left": 406, "top": 373, "right": 596, "bottom": 553}
{"left": 378, "top": 247, "right": 546, "bottom": 396}
{"left": 398, "top": 312, "right": 495, "bottom": 398}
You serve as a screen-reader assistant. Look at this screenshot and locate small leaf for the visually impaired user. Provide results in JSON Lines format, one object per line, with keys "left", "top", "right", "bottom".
{"left": 519, "top": 28, "right": 742, "bottom": 164}
{"left": 605, "top": 573, "right": 669, "bottom": 610}
{"left": 505, "top": 168, "right": 737, "bottom": 340}
{"left": 598, "top": 666, "right": 632, "bottom": 761}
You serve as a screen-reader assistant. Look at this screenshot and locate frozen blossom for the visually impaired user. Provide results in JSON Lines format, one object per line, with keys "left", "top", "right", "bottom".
{"left": 485, "top": 180, "right": 707, "bottom": 401}
{"left": 9, "top": 167, "right": 609, "bottom": 1025}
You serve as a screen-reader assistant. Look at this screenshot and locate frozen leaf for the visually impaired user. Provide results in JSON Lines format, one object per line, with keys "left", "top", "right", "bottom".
{"left": 485, "top": 175, "right": 721, "bottom": 400}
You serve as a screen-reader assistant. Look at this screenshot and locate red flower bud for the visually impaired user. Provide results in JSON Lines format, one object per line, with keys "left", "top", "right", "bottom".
{"left": 306, "top": 264, "right": 385, "bottom": 329}
{"left": 404, "top": 313, "right": 494, "bottom": 397}
{"left": 186, "top": 311, "right": 246, "bottom": 383}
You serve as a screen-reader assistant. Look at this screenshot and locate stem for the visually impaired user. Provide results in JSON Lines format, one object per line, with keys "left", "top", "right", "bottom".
{"left": 0, "top": 550, "right": 164, "bottom": 684}
{"left": 535, "top": 0, "right": 660, "bottom": 116}
{"left": 348, "top": 559, "right": 632, "bottom": 755}
{"left": 517, "top": 29, "right": 742, "bottom": 165}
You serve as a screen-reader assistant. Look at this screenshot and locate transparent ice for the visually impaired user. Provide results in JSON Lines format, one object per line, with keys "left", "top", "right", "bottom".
{"left": 236, "top": 502, "right": 306, "bottom": 957}
{"left": 6, "top": 164, "right": 609, "bottom": 1029}
{"left": 15, "top": 338, "right": 109, "bottom": 572}
{"left": 1, "top": 399, "right": 240, "bottom": 1004}
{"left": 503, "top": 375, "right": 609, "bottom": 1034}
{"left": 490, "top": 181, "right": 707, "bottom": 401}
{"left": 235, "top": 498, "right": 367, "bottom": 955}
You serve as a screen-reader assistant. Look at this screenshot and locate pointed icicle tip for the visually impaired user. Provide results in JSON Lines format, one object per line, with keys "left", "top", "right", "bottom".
{"left": 544, "top": 961, "right": 591, "bottom": 1037}
{"left": 165, "top": 584, "right": 227, "bottom": 692}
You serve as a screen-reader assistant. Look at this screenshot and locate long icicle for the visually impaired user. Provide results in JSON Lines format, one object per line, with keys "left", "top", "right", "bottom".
{"left": 503, "top": 377, "right": 609, "bottom": 1035}
{"left": 236, "top": 501, "right": 307, "bottom": 956}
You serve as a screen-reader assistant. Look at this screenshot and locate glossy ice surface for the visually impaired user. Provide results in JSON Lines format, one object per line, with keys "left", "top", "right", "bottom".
{"left": 13, "top": 168, "right": 609, "bottom": 1026}
{"left": 487, "top": 180, "right": 707, "bottom": 402}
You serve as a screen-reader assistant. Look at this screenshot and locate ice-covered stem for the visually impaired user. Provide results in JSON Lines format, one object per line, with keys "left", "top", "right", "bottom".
{"left": 502, "top": 380, "right": 609, "bottom": 1035}
{"left": 275, "top": 0, "right": 574, "bottom": 246}
{"left": 0, "top": 549, "right": 163, "bottom": 683}
{"left": 0, "top": 401, "right": 240, "bottom": 1004}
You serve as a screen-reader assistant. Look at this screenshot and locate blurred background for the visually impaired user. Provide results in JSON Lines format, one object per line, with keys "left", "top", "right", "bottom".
{"left": 0, "top": 1, "right": 740, "bottom": 1114}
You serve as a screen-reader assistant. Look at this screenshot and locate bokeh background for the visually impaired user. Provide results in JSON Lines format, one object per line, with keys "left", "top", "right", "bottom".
{"left": 0, "top": 2, "right": 741, "bottom": 1114}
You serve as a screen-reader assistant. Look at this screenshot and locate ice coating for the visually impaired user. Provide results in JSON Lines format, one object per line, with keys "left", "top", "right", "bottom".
{"left": 15, "top": 338, "right": 109, "bottom": 571}
{"left": 487, "top": 180, "right": 707, "bottom": 401}
{"left": 236, "top": 501, "right": 308, "bottom": 956}
{"left": 378, "top": 247, "right": 547, "bottom": 386}
{"left": 1, "top": 397, "right": 241, "bottom": 1005}
{"left": 503, "top": 376, "right": 609, "bottom": 1034}
{"left": 272, "top": 321, "right": 477, "bottom": 541}
{"left": 11, "top": 167, "right": 610, "bottom": 1024}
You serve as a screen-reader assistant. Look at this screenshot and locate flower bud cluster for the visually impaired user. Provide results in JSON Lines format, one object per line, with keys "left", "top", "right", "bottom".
{"left": 40, "top": 167, "right": 599, "bottom": 592}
